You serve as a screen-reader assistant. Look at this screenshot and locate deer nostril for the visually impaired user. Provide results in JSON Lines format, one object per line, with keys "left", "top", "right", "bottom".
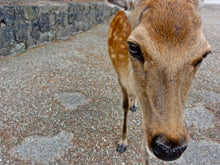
{"left": 151, "top": 135, "right": 187, "bottom": 161}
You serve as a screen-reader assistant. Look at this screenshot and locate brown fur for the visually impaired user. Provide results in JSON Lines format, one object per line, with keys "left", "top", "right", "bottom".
{"left": 107, "top": 0, "right": 210, "bottom": 161}
{"left": 108, "top": 11, "right": 131, "bottom": 75}
{"left": 143, "top": 0, "right": 201, "bottom": 44}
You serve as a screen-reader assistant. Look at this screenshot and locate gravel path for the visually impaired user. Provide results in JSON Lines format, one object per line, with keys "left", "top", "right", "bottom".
{"left": 0, "top": 5, "right": 219, "bottom": 165}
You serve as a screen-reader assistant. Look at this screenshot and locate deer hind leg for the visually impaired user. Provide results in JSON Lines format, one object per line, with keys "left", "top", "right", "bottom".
{"left": 116, "top": 84, "right": 129, "bottom": 153}
{"left": 129, "top": 95, "right": 138, "bottom": 113}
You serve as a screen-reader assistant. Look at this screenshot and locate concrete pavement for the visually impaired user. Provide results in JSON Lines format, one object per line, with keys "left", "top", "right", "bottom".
{"left": 0, "top": 4, "right": 219, "bottom": 165}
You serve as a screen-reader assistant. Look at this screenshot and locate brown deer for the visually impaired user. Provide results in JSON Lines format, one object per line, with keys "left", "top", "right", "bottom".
{"left": 105, "top": 0, "right": 211, "bottom": 162}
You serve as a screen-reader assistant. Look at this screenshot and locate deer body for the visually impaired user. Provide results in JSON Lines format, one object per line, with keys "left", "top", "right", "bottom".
{"left": 106, "top": 0, "right": 211, "bottom": 162}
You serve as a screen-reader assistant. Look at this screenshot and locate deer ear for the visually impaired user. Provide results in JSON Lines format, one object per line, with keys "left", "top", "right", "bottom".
{"left": 105, "top": 0, "right": 137, "bottom": 11}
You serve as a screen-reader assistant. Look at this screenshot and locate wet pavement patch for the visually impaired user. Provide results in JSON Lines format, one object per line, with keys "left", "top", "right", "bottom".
{"left": 198, "top": 91, "right": 220, "bottom": 104}
{"left": 54, "top": 92, "right": 90, "bottom": 110}
{"left": 11, "top": 131, "right": 73, "bottom": 163}
{"left": 180, "top": 139, "right": 220, "bottom": 165}
{"left": 185, "top": 105, "right": 215, "bottom": 129}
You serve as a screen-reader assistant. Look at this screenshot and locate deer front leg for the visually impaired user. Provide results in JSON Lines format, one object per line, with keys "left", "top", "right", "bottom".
{"left": 117, "top": 85, "right": 129, "bottom": 153}
{"left": 130, "top": 95, "right": 138, "bottom": 113}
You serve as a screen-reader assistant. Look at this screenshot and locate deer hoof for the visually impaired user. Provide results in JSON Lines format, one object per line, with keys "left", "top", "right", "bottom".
{"left": 130, "top": 105, "right": 137, "bottom": 112}
{"left": 116, "top": 144, "right": 127, "bottom": 153}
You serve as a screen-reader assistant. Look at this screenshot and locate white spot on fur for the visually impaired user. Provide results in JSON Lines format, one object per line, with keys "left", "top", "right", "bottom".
{"left": 111, "top": 54, "right": 116, "bottom": 58}
{"left": 123, "top": 23, "right": 128, "bottom": 28}
{"left": 121, "top": 45, "right": 126, "bottom": 49}
{"left": 109, "top": 46, "right": 114, "bottom": 53}
{"left": 114, "top": 36, "right": 118, "bottom": 41}
{"left": 120, "top": 19, "right": 124, "bottom": 24}
{"left": 119, "top": 54, "right": 125, "bottom": 59}
{"left": 113, "top": 32, "right": 117, "bottom": 37}
{"left": 122, "top": 32, "right": 128, "bottom": 37}
{"left": 118, "top": 37, "right": 123, "bottom": 41}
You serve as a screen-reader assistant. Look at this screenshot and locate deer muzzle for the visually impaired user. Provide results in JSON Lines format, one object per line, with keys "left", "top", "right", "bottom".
{"left": 151, "top": 134, "right": 187, "bottom": 161}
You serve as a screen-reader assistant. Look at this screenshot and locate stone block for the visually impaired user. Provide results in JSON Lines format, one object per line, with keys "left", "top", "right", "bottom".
{"left": 30, "top": 26, "right": 40, "bottom": 40}
{"left": 68, "top": 4, "right": 81, "bottom": 24}
{"left": 26, "top": 38, "right": 37, "bottom": 48}
{"left": 0, "top": 47, "right": 11, "bottom": 56}
{"left": 0, "top": 26, "right": 14, "bottom": 48}
{"left": 39, "top": 33, "right": 48, "bottom": 43}
{"left": 49, "top": 5, "right": 67, "bottom": 28}
{"left": 49, "top": 13, "right": 56, "bottom": 30}
{"left": 55, "top": 11, "right": 67, "bottom": 26}
{"left": 3, "top": 6, "right": 15, "bottom": 25}
{"left": 10, "top": 43, "right": 25, "bottom": 55}
{"left": 14, "top": 5, "right": 26, "bottom": 22}
{"left": 15, "top": 30, "right": 29, "bottom": 43}
{"left": 30, "top": 21, "right": 40, "bottom": 40}
{"left": 0, "top": 7, "right": 3, "bottom": 23}
{"left": 39, "top": 13, "right": 50, "bottom": 32}
{"left": 14, "top": 22, "right": 30, "bottom": 42}
{"left": 68, "top": 12, "right": 76, "bottom": 24}
{"left": 65, "top": 24, "right": 77, "bottom": 36}
{"left": 24, "top": 6, "right": 39, "bottom": 21}
{"left": 39, "top": 32, "right": 54, "bottom": 43}
{"left": 48, "top": 31, "right": 55, "bottom": 41}
{"left": 56, "top": 26, "right": 71, "bottom": 39}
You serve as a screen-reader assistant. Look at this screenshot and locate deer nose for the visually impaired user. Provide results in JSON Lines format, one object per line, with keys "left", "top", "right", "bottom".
{"left": 151, "top": 135, "right": 187, "bottom": 161}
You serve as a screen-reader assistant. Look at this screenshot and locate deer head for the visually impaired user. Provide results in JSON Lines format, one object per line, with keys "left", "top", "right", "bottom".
{"left": 106, "top": 0, "right": 211, "bottom": 161}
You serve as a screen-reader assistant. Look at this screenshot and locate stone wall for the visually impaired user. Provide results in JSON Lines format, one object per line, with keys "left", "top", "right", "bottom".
{"left": 0, "top": 2, "right": 117, "bottom": 56}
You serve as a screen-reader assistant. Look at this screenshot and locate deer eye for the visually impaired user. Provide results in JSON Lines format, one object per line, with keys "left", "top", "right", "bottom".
{"left": 194, "top": 58, "right": 203, "bottom": 67}
{"left": 193, "top": 51, "right": 211, "bottom": 68}
{"left": 202, "top": 51, "right": 211, "bottom": 58}
{"left": 128, "top": 42, "right": 144, "bottom": 63}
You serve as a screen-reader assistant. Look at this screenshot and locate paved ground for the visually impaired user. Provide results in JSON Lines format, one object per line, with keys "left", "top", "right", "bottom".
{"left": 0, "top": 5, "right": 220, "bottom": 165}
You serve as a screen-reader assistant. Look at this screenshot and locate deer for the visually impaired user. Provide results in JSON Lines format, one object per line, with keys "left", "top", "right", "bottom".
{"left": 105, "top": 0, "right": 211, "bottom": 163}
